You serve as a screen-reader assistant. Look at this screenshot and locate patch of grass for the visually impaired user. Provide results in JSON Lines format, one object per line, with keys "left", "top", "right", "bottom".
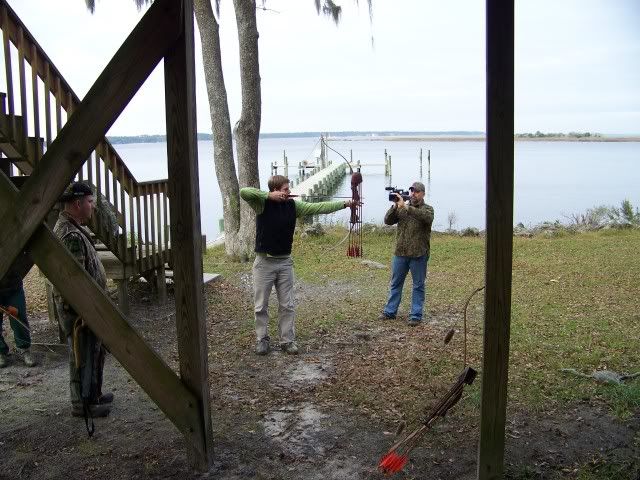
{"left": 204, "top": 227, "right": 640, "bottom": 419}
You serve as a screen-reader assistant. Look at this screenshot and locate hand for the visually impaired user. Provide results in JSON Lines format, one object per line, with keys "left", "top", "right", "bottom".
{"left": 268, "top": 191, "right": 288, "bottom": 202}
{"left": 344, "top": 199, "right": 362, "bottom": 208}
{"left": 394, "top": 193, "right": 406, "bottom": 209}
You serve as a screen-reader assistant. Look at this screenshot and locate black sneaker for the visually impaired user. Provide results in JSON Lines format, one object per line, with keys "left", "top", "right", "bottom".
{"left": 407, "top": 319, "right": 422, "bottom": 327}
{"left": 98, "top": 392, "right": 114, "bottom": 404}
{"left": 378, "top": 312, "right": 396, "bottom": 321}
{"left": 255, "top": 337, "right": 270, "bottom": 355}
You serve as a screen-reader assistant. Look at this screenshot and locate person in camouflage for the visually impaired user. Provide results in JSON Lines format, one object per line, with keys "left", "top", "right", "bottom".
{"left": 53, "top": 181, "right": 112, "bottom": 419}
{"left": 0, "top": 251, "right": 37, "bottom": 368}
{"left": 380, "top": 181, "right": 434, "bottom": 326}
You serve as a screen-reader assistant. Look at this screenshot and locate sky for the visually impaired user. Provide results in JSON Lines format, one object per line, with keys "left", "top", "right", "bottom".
{"left": 8, "top": 0, "right": 640, "bottom": 135}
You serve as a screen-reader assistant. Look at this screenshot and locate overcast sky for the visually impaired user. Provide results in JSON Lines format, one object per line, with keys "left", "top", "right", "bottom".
{"left": 10, "top": 0, "right": 640, "bottom": 135}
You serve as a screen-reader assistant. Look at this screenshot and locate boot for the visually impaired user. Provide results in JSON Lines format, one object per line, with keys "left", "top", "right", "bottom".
{"left": 71, "top": 403, "right": 111, "bottom": 418}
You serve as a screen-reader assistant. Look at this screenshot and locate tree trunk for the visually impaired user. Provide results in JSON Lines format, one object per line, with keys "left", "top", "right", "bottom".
{"left": 232, "top": 0, "right": 261, "bottom": 258}
{"left": 193, "top": 0, "right": 245, "bottom": 258}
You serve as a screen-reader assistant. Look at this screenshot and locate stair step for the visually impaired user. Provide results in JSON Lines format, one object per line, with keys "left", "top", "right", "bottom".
{"left": 163, "top": 270, "right": 221, "bottom": 285}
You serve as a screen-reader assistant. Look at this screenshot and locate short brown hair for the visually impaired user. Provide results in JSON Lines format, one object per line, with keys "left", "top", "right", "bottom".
{"left": 267, "top": 175, "right": 290, "bottom": 192}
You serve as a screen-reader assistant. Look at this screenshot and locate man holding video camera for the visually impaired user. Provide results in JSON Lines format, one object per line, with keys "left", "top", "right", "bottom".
{"left": 380, "top": 181, "right": 434, "bottom": 326}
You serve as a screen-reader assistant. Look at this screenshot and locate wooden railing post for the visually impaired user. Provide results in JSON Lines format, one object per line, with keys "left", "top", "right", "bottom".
{"left": 164, "top": 0, "right": 213, "bottom": 469}
{"left": 477, "top": 0, "right": 514, "bottom": 478}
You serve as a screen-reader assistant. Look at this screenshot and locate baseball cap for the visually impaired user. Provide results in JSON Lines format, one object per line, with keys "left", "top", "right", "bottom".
{"left": 409, "top": 181, "right": 425, "bottom": 192}
{"left": 60, "top": 181, "right": 94, "bottom": 202}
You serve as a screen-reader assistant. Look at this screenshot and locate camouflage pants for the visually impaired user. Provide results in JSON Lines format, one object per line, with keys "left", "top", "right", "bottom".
{"left": 54, "top": 298, "right": 105, "bottom": 406}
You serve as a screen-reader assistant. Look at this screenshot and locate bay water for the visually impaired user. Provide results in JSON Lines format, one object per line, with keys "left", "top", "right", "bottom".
{"left": 114, "top": 137, "right": 640, "bottom": 241}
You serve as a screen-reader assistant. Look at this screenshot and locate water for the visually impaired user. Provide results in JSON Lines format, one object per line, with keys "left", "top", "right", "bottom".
{"left": 114, "top": 138, "right": 640, "bottom": 239}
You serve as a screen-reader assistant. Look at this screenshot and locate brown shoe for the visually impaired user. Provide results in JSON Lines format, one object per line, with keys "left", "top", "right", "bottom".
{"left": 72, "top": 403, "right": 111, "bottom": 418}
{"left": 281, "top": 342, "right": 299, "bottom": 355}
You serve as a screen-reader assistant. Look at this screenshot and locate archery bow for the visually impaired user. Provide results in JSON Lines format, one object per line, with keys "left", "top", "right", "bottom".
{"left": 321, "top": 138, "right": 363, "bottom": 257}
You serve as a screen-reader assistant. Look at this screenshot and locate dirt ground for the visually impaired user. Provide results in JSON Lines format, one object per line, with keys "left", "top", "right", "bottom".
{"left": 0, "top": 272, "right": 638, "bottom": 480}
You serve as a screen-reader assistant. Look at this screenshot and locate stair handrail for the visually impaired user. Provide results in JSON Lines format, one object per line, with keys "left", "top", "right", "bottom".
{"left": 0, "top": 0, "right": 170, "bottom": 271}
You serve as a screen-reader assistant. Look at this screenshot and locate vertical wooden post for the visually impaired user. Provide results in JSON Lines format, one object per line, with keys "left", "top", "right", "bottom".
{"left": 477, "top": 0, "right": 514, "bottom": 479}
{"left": 384, "top": 149, "right": 388, "bottom": 176}
{"left": 284, "top": 151, "right": 288, "bottom": 178}
{"left": 164, "top": 0, "right": 213, "bottom": 470}
{"left": 115, "top": 279, "right": 130, "bottom": 316}
{"left": 419, "top": 148, "right": 423, "bottom": 178}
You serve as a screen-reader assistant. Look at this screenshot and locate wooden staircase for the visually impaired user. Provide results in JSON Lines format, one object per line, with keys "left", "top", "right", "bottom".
{"left": 0, "top": 1, "right": 171, "bottom": 286}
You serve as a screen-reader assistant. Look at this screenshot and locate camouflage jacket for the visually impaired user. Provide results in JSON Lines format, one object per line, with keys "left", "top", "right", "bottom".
{"left": 384, "top": 200, "right": 434, "bottom": 258}
{"left": 52, "top": 212, "right": 107, "bottom": 310}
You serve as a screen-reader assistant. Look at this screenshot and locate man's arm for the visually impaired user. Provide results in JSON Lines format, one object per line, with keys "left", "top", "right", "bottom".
{"left": 240, "top": 187, "right": 268, "bottom": 215}
{"left": 384, "top": 205, "right": 399, "bottom": 225}
{"left": 294, "top": 199, "right": 346, "bottom": 218}
{"left": 396, "top": 203, "right": 434, "bottom": 226}
{"left": 61, "top": 233, "right": 87, "bottom": 269}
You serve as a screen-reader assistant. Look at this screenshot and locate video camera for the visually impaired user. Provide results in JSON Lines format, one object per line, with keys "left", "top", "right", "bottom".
{"left": 385, "top": 186, "right": 411, "bottom": 202}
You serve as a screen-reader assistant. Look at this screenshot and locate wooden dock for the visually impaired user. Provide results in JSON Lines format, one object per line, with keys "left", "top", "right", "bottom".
{"left": 290, "top": 160, "right": 347, "bottom": 198}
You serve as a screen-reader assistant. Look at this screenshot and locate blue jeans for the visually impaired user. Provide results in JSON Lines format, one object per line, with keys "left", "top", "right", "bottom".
{"left": 383, "top": 255, "right": 428, "bottom": 321}
{"left": 0, "top": 285, "right": 31, "bottom": 354}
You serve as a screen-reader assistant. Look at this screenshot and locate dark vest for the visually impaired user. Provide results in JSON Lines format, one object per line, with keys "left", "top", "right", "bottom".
{"left": 255, "top": 199, "right": 296, "bottom": 256}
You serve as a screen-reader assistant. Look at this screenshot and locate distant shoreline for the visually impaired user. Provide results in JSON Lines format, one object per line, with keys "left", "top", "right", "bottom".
{"left": 350, "top": 136, "right": 640, "bottom": 142}
{"left": 107, "top": 133, "right": 640, "bottom": 144}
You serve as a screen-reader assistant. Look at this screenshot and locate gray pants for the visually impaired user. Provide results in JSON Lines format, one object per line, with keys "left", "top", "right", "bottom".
{"left": 252, "top": 255, "right": 295, "bottom": 344}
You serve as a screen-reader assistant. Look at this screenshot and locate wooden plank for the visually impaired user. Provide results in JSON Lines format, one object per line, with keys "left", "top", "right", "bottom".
{"left": 129, "top": 176, "right": 136, "bottom": 268}
{"left": 54, "top": 77, "right": 61, "bottom": 134}
{"left": 0, "top": 0, "right": 183, "bottom": 280}
{"left": 44, "top": 63, "right": 52, "bottom": 147}
{"left": 87, "top": 151, "right": 94, "bottom": 188}
{"left": 143, "top": 184, "right": 150, "bottom": 267}
{"left": 119, "top": 158, "right": 127, "bottom": 260}
{"left": 0, "top": 172, "right": 207, "bottom": 457}
{"left": 163, "top": 184, "right": 170, "bottom": 259}
{"left": 31, "top": 44, "right": 41, "bottom": 162}
{"left": 156, "top": 183, "right": 164, "bottom": 266}
{"left": 17, "top": 25, "right": 27, "bottom": 152}
{"left": 477, "top": 1, "right": 515, "bottom": 479}
{"left": 112, "top": 153, "right": 120, "bottom": 257}
{"left": 2, "top": 5, "right": 15, "bottom": 127}
{"left": 136, "top": 183, "right": 143, "bottom": 273}
{"left": 95, "top": 145, "right": 102, "bottom": 236}
{"left": 164, "top": 0, "right": 213, "bottom": 468}
{"left": 104, "top": 145, "right": 111, "bottom": 204}
{"left": 150, "top": 183, "right": 156, "bottom": 265}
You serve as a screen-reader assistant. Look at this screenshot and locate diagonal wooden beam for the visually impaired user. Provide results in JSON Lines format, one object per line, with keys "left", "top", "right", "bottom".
{"left": 0, "top": 173, "right": 208, "bottom": 458}
{"left": 0, "top": 0, "right": 181, "bottom": 279}
{"left": 164, "top": 0, "right": 214, "bottom": 469}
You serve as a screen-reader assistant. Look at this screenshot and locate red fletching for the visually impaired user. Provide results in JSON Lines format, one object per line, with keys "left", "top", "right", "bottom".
{"left": 378, "top": 451, "right": 408, "bottom": 475}
{"left": 2, "top": 305, "right": 19, "bottom": 317}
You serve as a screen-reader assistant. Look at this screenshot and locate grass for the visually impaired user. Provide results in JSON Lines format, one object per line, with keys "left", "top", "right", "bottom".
{"left": 203, "top": 227, "right": 640, "bottom": 421}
